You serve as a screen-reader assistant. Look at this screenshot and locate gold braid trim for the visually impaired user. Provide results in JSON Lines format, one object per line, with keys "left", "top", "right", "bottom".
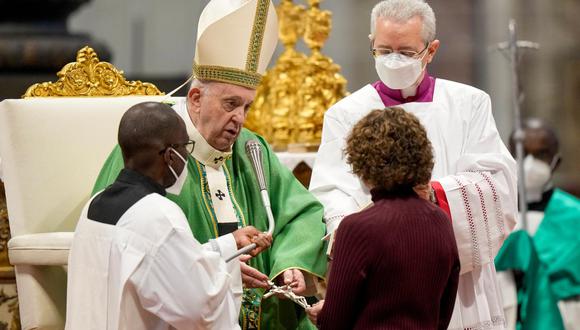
{"left": 245, "top": 0, "right": 270, "bottom": 73}
{"left": 193, "top": 64, "right": 262, "bottom": 89}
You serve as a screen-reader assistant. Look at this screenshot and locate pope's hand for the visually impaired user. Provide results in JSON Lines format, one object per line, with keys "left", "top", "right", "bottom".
{"left": 306, "top": 300, "right": 324, "bottom": 325}
{"left": 239, "top": 255, "right": 270, "bottom": 289}
{"left": 276, "top": 268, "right": 306, "bottom": 295}
{"left": 232, "top": 226, "right": 272, "bottom": 256}
{"left": 250, "top": 232, "right": 272, "bottom": 255}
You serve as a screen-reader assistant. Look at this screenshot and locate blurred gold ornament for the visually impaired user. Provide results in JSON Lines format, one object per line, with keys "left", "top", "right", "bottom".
{"left": 246, "top": 0, "right": 308, "bottom": 151}
{"left": 246, "top": 0, "right": 347, "bottom": 152}
{"left": 23, "top": 46, "right": 164, "bottom": 97}
{"left": 290, "top": 0, "right": 347, "bottom": 151}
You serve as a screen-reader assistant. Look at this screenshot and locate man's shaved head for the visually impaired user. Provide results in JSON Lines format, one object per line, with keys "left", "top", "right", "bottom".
{"left": 118, "top": 102, "right": 184, "bottom": 167}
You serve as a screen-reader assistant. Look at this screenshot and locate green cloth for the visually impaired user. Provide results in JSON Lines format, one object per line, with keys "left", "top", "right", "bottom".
{"left": 93, "top": 129, "right": 327, "bottom": 330}
{"left": 534, "top": 189, "right": 580, "bottom": 301}
{"left": 495, "top": 230, "right": 565, "bottom": 330}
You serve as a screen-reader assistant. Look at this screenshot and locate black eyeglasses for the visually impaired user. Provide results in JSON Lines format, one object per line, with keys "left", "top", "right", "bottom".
{"left": 160, "top": 140, "right": 195, "bottom": 155}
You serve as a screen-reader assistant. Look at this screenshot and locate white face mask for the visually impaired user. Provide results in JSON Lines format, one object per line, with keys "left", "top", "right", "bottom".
{"left": 166, "top": 148, "right": 188, "bottom": 195}
{"left": 375, "top": 51, "right": 427, "bottom": 90}
{"left": 523, "top": 154, "right": 552, "bottom": 203}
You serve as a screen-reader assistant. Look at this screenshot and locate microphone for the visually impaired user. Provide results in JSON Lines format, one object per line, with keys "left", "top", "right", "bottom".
{"left": 245, "top": 140, "right": 275, "bottom": 235}
{"left": 225, "top": 140, "right": 275, "bottom": 262}
{"left": 246, "top": 139, "right": 268, "bottom": 191}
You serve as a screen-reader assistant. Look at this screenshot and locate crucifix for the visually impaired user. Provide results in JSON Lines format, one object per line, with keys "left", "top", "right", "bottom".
{"left": 496, "top": 19, "right": 539, "bottom": 231}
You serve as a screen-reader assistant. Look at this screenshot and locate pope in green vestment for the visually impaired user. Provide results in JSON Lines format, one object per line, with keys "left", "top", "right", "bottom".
{"left": 92, "top": 0, "right": 328, "bottom": 327}
{"left": 93, "top": 98, "right": 327, "bottom": 330}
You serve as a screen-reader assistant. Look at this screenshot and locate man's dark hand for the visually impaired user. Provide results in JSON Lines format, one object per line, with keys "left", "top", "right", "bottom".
{"left": 239, "top": 255, "right": 270, "bottom": 289}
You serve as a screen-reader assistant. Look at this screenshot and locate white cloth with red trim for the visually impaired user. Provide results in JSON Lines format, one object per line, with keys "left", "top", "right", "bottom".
{"left": 310, "top": 79, "right": 518, "bottom": 330}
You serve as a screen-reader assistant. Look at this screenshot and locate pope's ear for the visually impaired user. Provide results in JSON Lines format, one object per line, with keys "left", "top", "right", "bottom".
{"left": 187, "top": 87, "right": 202, "bottom": 113}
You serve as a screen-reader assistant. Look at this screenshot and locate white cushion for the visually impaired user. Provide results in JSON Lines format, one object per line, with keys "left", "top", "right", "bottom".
{"left": 8, "top": 232, "right": 73, "bottom": 266}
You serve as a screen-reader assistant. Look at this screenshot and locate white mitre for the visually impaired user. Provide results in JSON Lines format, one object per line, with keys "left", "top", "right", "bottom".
{"left": 193, "top": 0, "right": 278, "bottom": 89}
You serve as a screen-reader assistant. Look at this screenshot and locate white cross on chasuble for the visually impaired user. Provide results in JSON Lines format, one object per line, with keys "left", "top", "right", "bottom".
{"left": 205, "top": 165, "right": 241, "bottom": 234}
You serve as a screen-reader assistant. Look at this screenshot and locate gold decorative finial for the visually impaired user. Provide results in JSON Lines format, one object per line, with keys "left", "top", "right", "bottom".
{"left": 246, "top": 0, "right": 347, "bottom": 152}
{"left": 23, "top": 46, "right": 164, "bottom": 97}
{"left": 303, "top": 0, "right": 331, "bottom": 52}
{"left": 278, "top": 0, "right": 307, "bottom": 48}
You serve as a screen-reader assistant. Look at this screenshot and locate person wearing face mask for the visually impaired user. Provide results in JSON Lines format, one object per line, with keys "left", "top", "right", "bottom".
{"left": 91, "top": 1, "right": 327, "bottom": 328}
{"left": 66, "top": 102, "right": 272, "bottom": 330}
{"left": 309, "top": 1, "right": 518, "bottom": 329}
{"left": 510, "top": 118, "right": 561, "bottom": 214}
{"left": 495, "top": 118, "right": 564, "bottom": 330}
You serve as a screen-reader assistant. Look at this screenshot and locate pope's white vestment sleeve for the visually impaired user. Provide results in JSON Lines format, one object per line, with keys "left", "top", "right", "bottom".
{"left": 310, "top": 114, "right": 370, "bottom": 234}
{"left": 131, "top": 228, "right": 242, "bottom": 329}
{"left": 435, "top": 94, "right": 517, "bottom": 274}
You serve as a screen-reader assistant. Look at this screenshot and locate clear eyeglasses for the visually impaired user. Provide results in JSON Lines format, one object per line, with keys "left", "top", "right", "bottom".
{"left": 371, "top": 43, "right": 430, "bottom": 58}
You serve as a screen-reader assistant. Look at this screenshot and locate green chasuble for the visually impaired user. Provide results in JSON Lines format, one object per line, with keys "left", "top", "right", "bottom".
{"left": 496, "top": 190, "right": 580, "bottom": 330}
{"left": 495, "top": 230, "right": 565, "bottom": 330}
{"left": 93, "top": 126, "right": 327, "bottom": 329}
{"left": 534, "top": 189, "right": 580, "bottom": 301}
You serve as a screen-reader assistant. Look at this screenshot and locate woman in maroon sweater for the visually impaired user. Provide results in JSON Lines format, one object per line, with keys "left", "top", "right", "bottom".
{"left": 313, "top": 108, "right": 460, "bottom": 329}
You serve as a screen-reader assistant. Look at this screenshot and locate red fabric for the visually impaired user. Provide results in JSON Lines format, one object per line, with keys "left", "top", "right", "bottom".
{"left": 318, "top": 191, "right": 460, "bottom": 330}
{"left": 431, "top": 181, "right": 451, "bottom": 221}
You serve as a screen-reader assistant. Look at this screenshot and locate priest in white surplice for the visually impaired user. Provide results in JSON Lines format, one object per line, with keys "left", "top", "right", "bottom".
{"left": 66, "top": 102, "right": 271, "bottom": 330}
{"left": 309, "top": 1, "right": 518, "bottom": 329}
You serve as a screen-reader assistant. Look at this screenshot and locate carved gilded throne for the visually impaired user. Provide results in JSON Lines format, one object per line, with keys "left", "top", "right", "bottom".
{"left": 0, "top": 47, "right": 165, "bottom": 330}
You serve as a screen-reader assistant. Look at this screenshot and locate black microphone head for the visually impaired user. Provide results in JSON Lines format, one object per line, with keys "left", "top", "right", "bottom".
{"left": 245, "top": 140, "right": 267, "bottom": 190}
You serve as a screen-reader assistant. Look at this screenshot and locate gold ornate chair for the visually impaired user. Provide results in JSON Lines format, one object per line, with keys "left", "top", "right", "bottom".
{"left": 0, "top": 47, "right": 166, "bottom": 330}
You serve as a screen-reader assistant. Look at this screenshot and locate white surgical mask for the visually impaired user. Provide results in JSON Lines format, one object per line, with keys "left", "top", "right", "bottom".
{"left": 523, "top": 154, "right": 552, "bottom": 203}
{"left": 166, "top": 148, "right": 188, "bottom": 195}
{"left": 375, "top": 51, "right": 426, "bottom": 90}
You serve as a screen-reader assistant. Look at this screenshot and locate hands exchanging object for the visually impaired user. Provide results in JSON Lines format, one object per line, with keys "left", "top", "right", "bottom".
{"left": 231, "top": 226, "right": 306, "bottom": 297}
{"left": 232, "top": 226, "right": 272, "bottom": 289}
{"left": 276, "top": 268, "right": 306, "bottom": 295}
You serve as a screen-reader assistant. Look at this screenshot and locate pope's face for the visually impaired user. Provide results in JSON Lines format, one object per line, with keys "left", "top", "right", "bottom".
{"left": 188, "top": 82, "right": 255, "bottom": 151}
{"left": 372, "top": 16, "right": 439, "bottom": 68}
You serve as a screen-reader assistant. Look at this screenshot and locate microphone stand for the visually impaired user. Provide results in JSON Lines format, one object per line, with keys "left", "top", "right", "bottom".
{"left": 225, "top": 140, "right": 275, "bottom": 262}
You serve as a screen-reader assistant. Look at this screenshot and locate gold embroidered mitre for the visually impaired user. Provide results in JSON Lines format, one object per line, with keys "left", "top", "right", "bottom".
{"left": 193, "top": 0, "right": 278, "bottom": 89}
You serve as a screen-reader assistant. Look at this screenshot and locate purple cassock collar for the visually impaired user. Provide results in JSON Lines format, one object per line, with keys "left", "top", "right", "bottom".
{"left": 372, "top": 73, "right": 436, "bottom": 107}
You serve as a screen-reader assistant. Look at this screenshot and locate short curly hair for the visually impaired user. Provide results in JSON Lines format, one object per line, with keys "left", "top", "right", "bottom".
{"left": 345, "top": 107, "right": 434, "bottom": 191}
